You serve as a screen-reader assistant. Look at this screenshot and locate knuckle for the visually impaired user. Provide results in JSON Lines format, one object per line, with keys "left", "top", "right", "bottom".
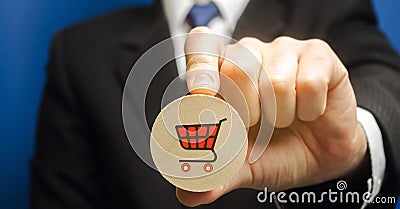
{"left": 306, "top": 38, "right": 330, "bottom": 51}
{"left": 272, "top": 36, "right": 297, "bottom": 46}
{"left": 239, "top": 37, "right": 262, "bottom": 46}
{"left": 303, "top": 39, "right": 337, "bottom": 71}
{"left": 186, "top": 55, "right": 214, "bottom": 69}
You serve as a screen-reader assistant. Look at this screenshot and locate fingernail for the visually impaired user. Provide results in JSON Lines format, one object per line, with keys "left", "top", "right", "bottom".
{"left": 188, "top": 73, "right": 215, "bottom": 90}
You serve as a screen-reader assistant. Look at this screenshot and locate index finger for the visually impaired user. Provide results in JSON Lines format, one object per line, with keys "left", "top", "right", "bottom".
{"left": 185, "top": 27, "right": 223, "bottom": 95}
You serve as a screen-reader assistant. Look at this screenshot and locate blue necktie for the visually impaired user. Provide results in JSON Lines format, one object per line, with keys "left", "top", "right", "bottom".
{"left": 187, "top": 2, "right": 220, "bottom": 27}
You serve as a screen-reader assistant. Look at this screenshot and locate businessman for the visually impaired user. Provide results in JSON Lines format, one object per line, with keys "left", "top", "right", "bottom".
{"left": 31, "top": 0, "right": 400, "bottom": 208}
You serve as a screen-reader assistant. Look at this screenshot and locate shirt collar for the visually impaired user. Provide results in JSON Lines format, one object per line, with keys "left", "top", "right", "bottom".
{"left": 162, "top": 0, "right": 193, "bottom": 29}
{"left": 162, "top": 0, "right": 249, "bottom": 32}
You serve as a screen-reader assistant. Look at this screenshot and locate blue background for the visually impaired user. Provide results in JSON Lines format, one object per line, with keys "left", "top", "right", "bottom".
{"left": 396, "top": 196, "right": 400, "bottom": 209}
{"left": 0, "top": 0, "right": 398, "bottom": 208}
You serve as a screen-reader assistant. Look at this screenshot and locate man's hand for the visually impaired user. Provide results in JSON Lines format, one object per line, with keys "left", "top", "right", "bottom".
{"left": 178, "top": 27, "right": 367, "bottom": 207}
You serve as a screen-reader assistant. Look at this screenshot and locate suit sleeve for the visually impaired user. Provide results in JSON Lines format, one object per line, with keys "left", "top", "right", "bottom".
{"left": 30, "top": 32, "right": 99, "bottom": 209}
{"left": 324, "top": 0, "right": 400, "bottom": 197}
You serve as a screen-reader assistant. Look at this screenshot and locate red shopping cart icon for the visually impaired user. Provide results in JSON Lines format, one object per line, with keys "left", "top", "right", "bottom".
{"left": 175, "top": 118, "right": 227, "bottom": 173}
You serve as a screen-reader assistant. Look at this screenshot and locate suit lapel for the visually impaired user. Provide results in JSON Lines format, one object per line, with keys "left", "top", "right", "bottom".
{"left": 115, "top": 1, "right": 180, "bottom": 128}
{"left": 115, "top": 1, "right": 175, "bottom": 83}
{"left": 119, "top": 1, "right": 169, "bottom": 51}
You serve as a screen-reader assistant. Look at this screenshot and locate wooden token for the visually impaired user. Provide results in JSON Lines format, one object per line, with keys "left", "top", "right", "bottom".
{"left": 150, "top": 94, "right": 248, "bottom": 192}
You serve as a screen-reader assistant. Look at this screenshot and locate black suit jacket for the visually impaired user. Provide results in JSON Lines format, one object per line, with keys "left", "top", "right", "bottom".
{"left": 31, "top": 0, "right": 400, "bottom": 208}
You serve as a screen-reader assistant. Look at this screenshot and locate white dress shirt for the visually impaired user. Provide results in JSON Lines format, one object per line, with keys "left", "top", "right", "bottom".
{"left": 161, "top": 0, "right": 385, "bottom": 208}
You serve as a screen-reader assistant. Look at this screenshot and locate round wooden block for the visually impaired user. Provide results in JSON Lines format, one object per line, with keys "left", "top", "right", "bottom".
{"left": 150, "top": 94, "right": 248, "bottom": 192}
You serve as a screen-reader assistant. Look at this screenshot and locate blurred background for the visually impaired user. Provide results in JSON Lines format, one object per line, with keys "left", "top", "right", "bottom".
{"left": 0, "top": 0, "right": 399, "bottom": 208}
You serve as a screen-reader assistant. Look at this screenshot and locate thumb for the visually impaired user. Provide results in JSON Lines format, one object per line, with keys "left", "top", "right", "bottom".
{"left": 185, "top": 27, "right": 223, "bottom": 95}
{"left": 176, "top": 186, "right": 224, "bottom": 207}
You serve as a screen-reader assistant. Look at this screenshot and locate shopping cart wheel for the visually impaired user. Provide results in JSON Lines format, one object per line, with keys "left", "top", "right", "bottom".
{"left": 203, "top": 163, "right": 213, "bottom": 173}
{"left": 181, "top": 163, "right": 191, "bottom": 172}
